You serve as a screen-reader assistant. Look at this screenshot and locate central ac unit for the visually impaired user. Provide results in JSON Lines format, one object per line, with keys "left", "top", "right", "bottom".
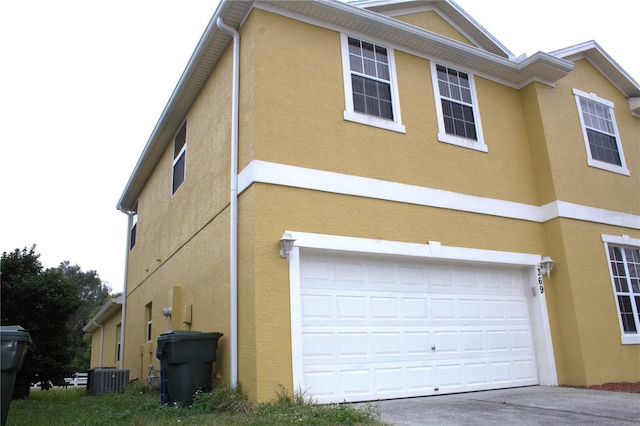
{"left": 87, "top": 368, "right": 129, "bottom": 395}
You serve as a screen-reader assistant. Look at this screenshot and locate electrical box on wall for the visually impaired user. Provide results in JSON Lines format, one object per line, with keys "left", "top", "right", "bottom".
{"left": 183, "top": 304, "right": 192, "bottom": 324}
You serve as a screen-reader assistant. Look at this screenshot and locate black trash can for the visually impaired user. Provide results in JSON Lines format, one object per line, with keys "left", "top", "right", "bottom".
{"left": 0, "top": 326, "right": 32, "bottom": 426}
{"left": 156, "top": 330, "right": 223, "bottom": 406}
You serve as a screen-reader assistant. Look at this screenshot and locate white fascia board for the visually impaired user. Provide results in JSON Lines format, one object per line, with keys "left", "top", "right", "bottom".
{"left": 239, "top": 160, "right": 640, "bottom": 230}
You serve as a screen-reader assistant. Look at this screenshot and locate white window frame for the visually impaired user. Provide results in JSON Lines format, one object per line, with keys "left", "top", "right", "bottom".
{"left": 602, "top": 234, "right": 640, "bottom": 345}
{"left": 573, "top": 88, "right": 629, "bottom": 176}
{"left": 172, "top": 122, "right": 187, "bottom": 195}
{"left": 129, "top": 203, "right": 138, "bottom": 251}
{"left": 146, "top": 303, "right": 153, "bottom": 343}
{"left": 431, "top": 62, "right": 486, "bottom": 152}
{"left": 116, "top": 323, "right": 121, "bottom": 363}
{"left": 340, "top": 33, "right": 405, "bottom": 133}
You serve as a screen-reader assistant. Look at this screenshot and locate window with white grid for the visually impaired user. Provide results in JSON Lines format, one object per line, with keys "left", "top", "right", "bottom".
{"left": 431, "top": 63, "right": 486, "bottom": 152}
{"left": 341, "top": 34, "right": 405, "bottom": 133}
{"left": 573, "top": 88, "right": 628, "bottom": 175}
{"left": 604, "top": 235, "right": 640, "bottom": 344}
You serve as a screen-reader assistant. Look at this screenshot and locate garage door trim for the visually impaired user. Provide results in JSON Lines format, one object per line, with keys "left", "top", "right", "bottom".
{"left": 285, "top": 231, "right": 558, "bottom": 401}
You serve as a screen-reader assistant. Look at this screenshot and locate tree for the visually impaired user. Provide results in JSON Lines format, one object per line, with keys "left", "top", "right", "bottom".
{"left": 1, "top": 246, "right": 80, "bottom": 398}
{"left": 56, "top": 261, "right": 111, "bottom": 372}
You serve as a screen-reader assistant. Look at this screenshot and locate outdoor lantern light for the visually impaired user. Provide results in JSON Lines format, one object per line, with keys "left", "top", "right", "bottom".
{"left": 279, "top": 232, "right": 296, "bottom": 259}
{"left": 540, "top": 256, "right": 555, "bottom": 278}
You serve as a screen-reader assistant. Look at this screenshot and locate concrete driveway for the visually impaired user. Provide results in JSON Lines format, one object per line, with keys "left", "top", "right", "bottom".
{"left": 368, "top": 386, "right": 640, "bottom": 425}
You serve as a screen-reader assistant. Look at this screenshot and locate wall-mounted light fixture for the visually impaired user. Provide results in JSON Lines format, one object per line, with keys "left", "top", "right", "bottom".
{"left": 161, "top": 307, "right": 172, "bottom": 318}
{"left": 540, "top": 256, "right": 555, "bottom": 279}
{"left": 279, "top": 232, "right": 296, "bottom": 260}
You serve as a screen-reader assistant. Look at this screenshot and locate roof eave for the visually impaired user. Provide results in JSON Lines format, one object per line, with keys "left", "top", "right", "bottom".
{"left": 82, "top": 296, "right": 124, "bottom": 333}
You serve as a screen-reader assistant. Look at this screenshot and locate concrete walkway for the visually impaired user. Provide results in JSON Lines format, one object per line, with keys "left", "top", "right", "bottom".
{"left": 368, "top": 386, "right": 640, "bottom": 425}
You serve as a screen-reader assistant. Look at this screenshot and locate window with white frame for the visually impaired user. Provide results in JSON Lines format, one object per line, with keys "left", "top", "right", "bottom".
{"left": 341, "top": 34, "right": 405, "bottom": 133}
{"left": 129, "top": 202, "right": 138, "bottom": 251}
{"left": 431, "top": 62, "right": 486, "bottom": 152}
{"left": 116, "top": 323, "right": 121, "bottom": 363}
{"left": 573, "top": 88, "right": 629, "bottom": 175}
{"left": 172, "top": 122, "right": 187, "bottom": 194}
{"left": 145, "top": 302, "right": 152, "bottom": 342}
{"left": 603, "top": 235, "right": 640, "bottom": 344}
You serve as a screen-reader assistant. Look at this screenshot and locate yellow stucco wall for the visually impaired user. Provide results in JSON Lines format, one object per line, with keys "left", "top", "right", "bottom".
{"left": 88, "top": 311, "right": 121, "bottom": 369}
{"left": 394, "top": 10, "right": 475, "bottom": 46}
{"left": 251, "top": 10, "right": 540, "bottom": 205}
{"left": 534, "top": 60, "right": 639, "bottom": 213}
{"left": 247, "top": 183, "right": 551, "bottom": 400}
{"left": 556, "top": 220, "right": 640, "bottom": 385}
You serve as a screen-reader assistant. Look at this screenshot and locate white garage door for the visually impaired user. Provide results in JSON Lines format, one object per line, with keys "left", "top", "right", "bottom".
{"left": 298, "top": 250, "right": 538, "bottom": 403}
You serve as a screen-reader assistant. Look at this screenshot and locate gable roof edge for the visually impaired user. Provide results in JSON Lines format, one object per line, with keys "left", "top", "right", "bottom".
{"left": 551, "top": 40, "right": 640, "bottom": 98}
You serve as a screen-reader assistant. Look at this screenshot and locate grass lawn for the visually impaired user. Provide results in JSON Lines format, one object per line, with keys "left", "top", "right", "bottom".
{"left": 6, "top": 384, "right": 384, "bottom": 426}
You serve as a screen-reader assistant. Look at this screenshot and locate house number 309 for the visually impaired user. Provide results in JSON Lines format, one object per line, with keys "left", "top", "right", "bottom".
{"left": 536, "top": 268, "right": 545, "bottom": 294}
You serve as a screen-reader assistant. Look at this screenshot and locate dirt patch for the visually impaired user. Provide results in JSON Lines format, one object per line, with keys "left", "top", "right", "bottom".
{"left": 564, "top": 382, "right": 640, "bottom": 393}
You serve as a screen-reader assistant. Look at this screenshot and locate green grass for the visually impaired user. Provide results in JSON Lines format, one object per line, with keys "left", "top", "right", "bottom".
{"left": 6, "top": 384, "right": 384, "bottom": 426}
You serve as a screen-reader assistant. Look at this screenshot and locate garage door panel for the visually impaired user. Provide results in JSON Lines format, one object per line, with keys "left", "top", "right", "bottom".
{"left": 301, "top": 294, "right": 332, "bottom": 318}
{"left": 299, "top": 252, "right": 538, "bottom": 402}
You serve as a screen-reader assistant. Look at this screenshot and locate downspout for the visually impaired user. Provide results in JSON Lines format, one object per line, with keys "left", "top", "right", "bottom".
{"left": 90, "top": 319, "right": 104, "bottom": 367}
{"left": 118, "top": 209, "right": 133, "bottom": 370}
{"left": 216, "top": 17, "right": 240, "bottom": 387}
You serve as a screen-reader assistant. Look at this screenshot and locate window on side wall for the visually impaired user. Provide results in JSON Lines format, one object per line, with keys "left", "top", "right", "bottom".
{"left": 172, "top": 122, "right": 187, "bottom": 194}
{"left": 146, "top": 303, "right": 152, "bottom": 342}
{"left": 431, "top": 62, "right": 486, "bottom": 152}
{"left": 341, "top": 34, "right": 405, "bottom": 133}
{"left": 116, "top": 323, "right": 121, "bottom": 363}
{"left": 573, "top": 88, "right": 629, "bottom": 175}
{"left": 604, "top": 235, "right": 640, "bottom": 344}
{"left": 129, "top": 203, "right": 138, "bottom": 250}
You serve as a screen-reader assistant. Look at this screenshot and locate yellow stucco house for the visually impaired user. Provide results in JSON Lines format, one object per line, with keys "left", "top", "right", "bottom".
{"left": 113, "top": 0, "right": 640, "bottom": 403}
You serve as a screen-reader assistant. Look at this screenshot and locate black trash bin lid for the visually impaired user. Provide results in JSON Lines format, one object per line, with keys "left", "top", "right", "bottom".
{"left": 156, "top": 330, "right": 223, "bottom": 358}
{"left": 0, "top": 325, "right": 32, "bottom": 343}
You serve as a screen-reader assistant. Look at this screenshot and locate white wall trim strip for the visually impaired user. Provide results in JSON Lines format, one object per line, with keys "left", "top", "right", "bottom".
{"left": 239, "top": 160, "right": 640, "bottom": 229}
{"left": 285, "top": 230, "right": 542, "bottom": 266}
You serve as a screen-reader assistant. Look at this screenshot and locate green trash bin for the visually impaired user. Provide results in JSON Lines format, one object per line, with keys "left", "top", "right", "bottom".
{"left": 156, "top": 330, "right": 223, "bottom": 406}
{"left": 1, "top": 326, "right": 32, "bottom": 426}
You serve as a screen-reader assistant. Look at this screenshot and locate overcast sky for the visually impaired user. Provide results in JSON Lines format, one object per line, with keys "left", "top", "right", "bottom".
{"left": 1, "top": 1, "right": 638, "bottom": 294}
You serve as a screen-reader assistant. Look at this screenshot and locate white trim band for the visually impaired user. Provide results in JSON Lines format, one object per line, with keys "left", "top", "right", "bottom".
{"left": 239, "top": 160, "right": 640, "bottom": 229}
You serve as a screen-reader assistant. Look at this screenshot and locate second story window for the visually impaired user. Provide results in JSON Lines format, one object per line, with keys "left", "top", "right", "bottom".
{"left": 341, "top": 34, "right": 405, "bottom": 133}
{"left": 573, "top": 88, "right": 629, "bottom": 175}
{"left": 172, "top": 122, "right": 187, "bottom": 194}
{"left": 129, "top": 202, "right": 138, "bottom": 250}
{"left": 431, "top": 63, "right": 486, "bottom": 152}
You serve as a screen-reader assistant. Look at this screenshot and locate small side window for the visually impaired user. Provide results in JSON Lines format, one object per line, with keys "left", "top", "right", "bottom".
{"left": 146, "top": 302, "right": 152, "bottom": 342}
{"left": 129, "top": 202, "right": 138, "bottom": 250}
{"left": 172, "top": 122, "right": 187, "bottom": 194}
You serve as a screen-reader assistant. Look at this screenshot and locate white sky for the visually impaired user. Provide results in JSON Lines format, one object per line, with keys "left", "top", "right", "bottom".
{"left": 1, "top": 1, "right": 638, "bottom": 294}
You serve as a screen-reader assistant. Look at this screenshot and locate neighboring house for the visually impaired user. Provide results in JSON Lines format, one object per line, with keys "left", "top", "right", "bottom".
{"left": 116, "top": 0, "right": 640, "bottom": 403}
{"left": 83, "top": 296, "right": 123, "bottom": 369}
